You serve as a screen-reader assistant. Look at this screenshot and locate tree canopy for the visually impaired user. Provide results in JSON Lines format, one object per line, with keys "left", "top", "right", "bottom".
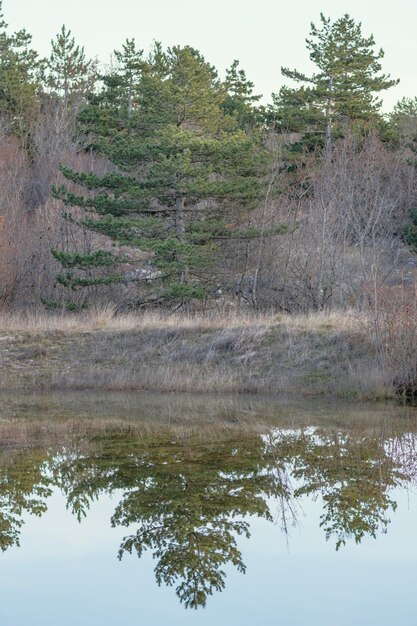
{"left": 269, "top": 13, "right": 399, "bottom": 152}
{"left": 52, "top": 42, "right": 270, "bottom": 307}
{"left": 46, "top": 25, "right": 96, "bottom": 102}
{"left": 0, "top": 0, "right": 43, "bottom": 142}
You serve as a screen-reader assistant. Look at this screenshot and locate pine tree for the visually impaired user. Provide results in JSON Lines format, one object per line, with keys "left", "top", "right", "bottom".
{"left": 0, "top": 0, "right": 43, "bottom": 142}
{"left": 222, "top": 60, "right": 262, "bottom": 130}
{"left": 46, "top": 25, "right": 95, "bottom": 102}
{"left": 112, "top": 39, "right": 144, "bottom": 121}
{"left": 269, "top": 14, "right": 398, "bottom": 153}
{"left": 52, "top": 43, "right": 270, "bottom": 308}
{"left": 77, "top": 38, "right": 145, "bottom": 147}
{"left": 388, "top": 97, "right": 417, "bottom": 152}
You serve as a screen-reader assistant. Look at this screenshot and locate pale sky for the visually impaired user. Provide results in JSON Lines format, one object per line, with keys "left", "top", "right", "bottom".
{"left": 4, "top": 0, "right": 417, "bottom": 111}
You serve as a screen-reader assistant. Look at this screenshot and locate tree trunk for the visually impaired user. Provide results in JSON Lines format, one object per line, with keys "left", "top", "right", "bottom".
{"left": 175, "top": 194, "right": 189, "bottom": 284}
{"left": 325, "top": 76, "right": 333, "bottom": 160}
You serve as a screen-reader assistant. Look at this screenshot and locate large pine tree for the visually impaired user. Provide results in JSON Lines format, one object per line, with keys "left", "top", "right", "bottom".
{"left": 52, "top": 43, "right": 269, "bottom": 308}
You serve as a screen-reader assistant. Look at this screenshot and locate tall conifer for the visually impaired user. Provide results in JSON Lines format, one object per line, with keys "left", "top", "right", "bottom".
{"left": 52, "top": 43, "right": 269, "bottom": 307}
{"left": 269, "top": 14, "right": 398, "bottom": 153}
{"left": 46, "top": 25, "right": 95, "bottom": 102}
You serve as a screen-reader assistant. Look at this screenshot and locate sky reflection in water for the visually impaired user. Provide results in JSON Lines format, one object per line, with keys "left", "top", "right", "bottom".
{"left": 0, "top": 395, "right": 416, "bottom": 625}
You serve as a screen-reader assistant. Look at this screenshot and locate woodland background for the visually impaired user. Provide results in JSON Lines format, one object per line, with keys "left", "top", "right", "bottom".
{"left": 1, "top": 4, "right": 417, "bottom": 319}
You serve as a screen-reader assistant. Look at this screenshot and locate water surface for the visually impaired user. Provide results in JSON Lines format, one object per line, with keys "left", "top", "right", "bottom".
{"left": 0, "top": 392, "right": 416, "bottom": 625}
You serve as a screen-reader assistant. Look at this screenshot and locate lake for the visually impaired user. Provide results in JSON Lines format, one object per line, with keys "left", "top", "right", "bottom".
{"left": 0, "top": 392, "right": 416, "bottom": 625}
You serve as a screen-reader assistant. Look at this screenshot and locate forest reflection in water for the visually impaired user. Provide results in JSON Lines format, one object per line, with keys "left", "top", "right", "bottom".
{"left": 0, "top": 397, "right": 417, "bottom": 610}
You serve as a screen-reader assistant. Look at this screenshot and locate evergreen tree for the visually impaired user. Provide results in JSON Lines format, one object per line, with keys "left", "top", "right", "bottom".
{"left": 52, "top": 43, "right": 270, "bottom": 308}
{"left": 388, "top": 97, "right": 417, "bottom": 152}
{"left": 46, "top": 25, "right": 96, "bottom": 102}
{"left": 269, "top": 14, "right": 398, "bottom": 153}
{"left": 222, "top": 59, "right": 262, "bottom": 130}
{"left": 76, "top": 38, "right": 145, "bottom": 147}
{"left": 111, "top": 38, "right": 143, "bottom": 123}
{"left": 0, "top": 0, "right": 43, "bottom": 142}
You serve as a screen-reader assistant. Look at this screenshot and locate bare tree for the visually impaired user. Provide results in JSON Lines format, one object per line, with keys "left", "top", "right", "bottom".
{"left": 258, "top": 134, "right": 417, "bottom": 313}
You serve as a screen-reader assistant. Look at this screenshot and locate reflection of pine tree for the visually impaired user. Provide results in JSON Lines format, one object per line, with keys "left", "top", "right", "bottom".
{"left": 273, "top": 429, "right": 403, "bottom": 550}
{"left": 1, "top": 424, "right": 417, "bottom": 608}
{"left": 0, "top": 450, "right": 52, "bottom": 551}
{"left": 54, "top": 432, "right": 290, "bottom": 608}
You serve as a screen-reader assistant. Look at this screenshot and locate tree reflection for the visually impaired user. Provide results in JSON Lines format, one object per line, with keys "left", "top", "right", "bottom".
{"left": 0, "top": 449, "right": 52, "bottom": 550}
{"left": 270, "top": 429, "right": 408, "bottom": 549}
{"left": 54, "top": 433, "right": 293, "bottom": 608}
{"left": 0, "top": 422, "right": 416, "bottom": 607}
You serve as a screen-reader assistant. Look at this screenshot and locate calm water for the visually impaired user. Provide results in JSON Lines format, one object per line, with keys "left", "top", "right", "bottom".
{"left": 0, "top": 392, "right": 416, "bottom": 625}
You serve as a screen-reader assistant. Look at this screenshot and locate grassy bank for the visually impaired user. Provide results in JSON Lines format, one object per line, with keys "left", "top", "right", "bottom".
{"left": 0, "top": 308, "right": 394, "bottom": 399}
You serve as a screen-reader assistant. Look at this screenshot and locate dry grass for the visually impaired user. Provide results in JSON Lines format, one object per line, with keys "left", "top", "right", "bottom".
{"left": 0, "top": 307, "right": 393, "bottom": 399}
{"left": 0, "top": 305, "right": 359, "bottom": 334}
{"left": 0, "top": 305, "right": 262, "bottom": 333}
{"left": 344, "top": 360, "right": 393, "bottom": 400}
{"left": 275, "top": 309, "right": 362, "bottom": 333}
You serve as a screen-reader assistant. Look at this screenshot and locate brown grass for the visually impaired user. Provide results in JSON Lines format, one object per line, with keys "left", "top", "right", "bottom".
{"left": 0, "top": 307, "right": 395, "bottom": 399}
{"left": 0, "top": 305, "right": 358, "bottom": 334}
